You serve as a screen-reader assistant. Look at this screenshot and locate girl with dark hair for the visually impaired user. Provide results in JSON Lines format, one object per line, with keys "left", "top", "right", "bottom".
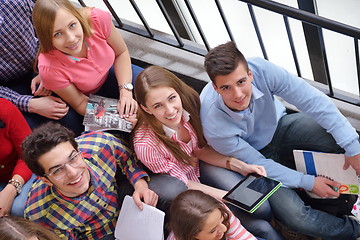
{"left": 167, "top": 190, "right": 256, "bottom": 240}
{"left": 0, "top": 98, "right": 35, "bottom": 217}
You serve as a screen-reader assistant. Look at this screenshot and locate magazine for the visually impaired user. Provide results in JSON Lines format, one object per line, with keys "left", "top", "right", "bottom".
{"left": 293, "top": 150, "right": 359, "bottom": 198}
{"left": 83, "top": 94, "right": 133, "bottom": 133}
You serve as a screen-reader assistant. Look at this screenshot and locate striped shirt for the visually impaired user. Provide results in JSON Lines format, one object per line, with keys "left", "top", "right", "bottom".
{"left": 0, "top": 0, "right": 38, "bottom": 82}
{"left": 24, "top": 131, "right": 148, "bottom": 240}
{"left": 134, "top": 111, "right": 200, "bottom": 184}
{"left": 167, "top": 203, "right": 256, "bottom": 240}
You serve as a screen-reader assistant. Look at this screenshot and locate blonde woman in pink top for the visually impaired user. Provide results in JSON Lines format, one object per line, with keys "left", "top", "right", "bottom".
{"left": 32, "top": 0, "right": 141, "bottom": 119}
{"left": 167, "top": 190, "right": 257, "bottom": 240}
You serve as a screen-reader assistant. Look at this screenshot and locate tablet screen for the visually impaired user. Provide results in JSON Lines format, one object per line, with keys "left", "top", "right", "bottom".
{"left": 223, "top": 174, "right": 281, "bottom": 213}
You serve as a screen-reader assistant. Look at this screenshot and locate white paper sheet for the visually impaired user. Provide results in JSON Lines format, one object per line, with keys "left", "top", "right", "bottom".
{"left": 115, "top": 195, "right": 165, "bottom": 240}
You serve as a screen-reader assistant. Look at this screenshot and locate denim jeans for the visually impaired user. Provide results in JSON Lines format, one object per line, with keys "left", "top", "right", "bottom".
{"left": 199, "top": 161, "right": 285, "bottom": 240}
{"left": 117, "top": 172, "right": 187, "bottom": 214}
{"left": 262, "top": 112, "right": 360, "bottom": 239}
{"left": 269, "top": 187, "right": 359, "bottom": 239}
{"left": 0, "top": 174, "right": 36, "bottom": 217}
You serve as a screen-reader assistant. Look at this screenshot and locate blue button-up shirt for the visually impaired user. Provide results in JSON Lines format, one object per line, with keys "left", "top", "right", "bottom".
{"left": 200, "top": 57, "right": 360, "bottom": 190}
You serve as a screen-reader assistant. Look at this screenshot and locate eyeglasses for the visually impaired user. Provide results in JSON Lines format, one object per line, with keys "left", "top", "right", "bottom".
{"left": 44, "top": 151, "right": 83, "bottom": 180}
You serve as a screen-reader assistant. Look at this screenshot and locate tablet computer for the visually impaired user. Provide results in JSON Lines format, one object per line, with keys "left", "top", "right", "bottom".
{"left": 223, "top": 173, "right": 282, "bottom": 213}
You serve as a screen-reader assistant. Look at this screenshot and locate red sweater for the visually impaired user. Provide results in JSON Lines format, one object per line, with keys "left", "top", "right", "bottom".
{"left": 0, "top": 98, "right": 32, "bottom": 182}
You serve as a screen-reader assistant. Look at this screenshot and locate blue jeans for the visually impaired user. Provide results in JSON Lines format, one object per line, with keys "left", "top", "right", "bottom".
{"left": 117, "top": 173, "right": 187, "bottom": 214}
{"left": 262, "top": 112, "right": 360, "bottom": 239}
{"left": 199, "top": 161, "right": 284, "bottom": 240}
{"left": 269, "top": 187, "right": 359, "bottom": 239}
{"left": 0, "top": 174, "right": 36, "bottom": 217}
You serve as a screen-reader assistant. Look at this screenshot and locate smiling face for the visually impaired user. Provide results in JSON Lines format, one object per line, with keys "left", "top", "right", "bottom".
{"left": 39, "top": 141, "right": 90, "bottom": 198}
{"left": 52, "top": 8, "right": 85, "bottom": 57}
{"left": 213, "top": 63, "right": 253, "bottom": 111}
{"left": 141, "top": 86, "right": 183, "bottom": 130}
{"left": 195, "top": 208, "right": 227, "bottom": 240}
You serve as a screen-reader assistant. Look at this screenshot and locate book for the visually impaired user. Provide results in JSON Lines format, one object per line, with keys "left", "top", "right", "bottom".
{"left": 293, "top": 150, "right": 359, "bottom": 198}
{"left": 115, "top": 195, "right": 165, "bottom": 240}
{"left": 223, "top": 173, "right": 282, "bottom": 213}
{"left": 83, "top": 94, "right": 133, "bottom": 133}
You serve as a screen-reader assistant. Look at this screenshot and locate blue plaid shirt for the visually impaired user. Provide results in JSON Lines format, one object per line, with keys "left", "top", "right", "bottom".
{"left": 0, "top": 0, "right": 38, "bottom": 111}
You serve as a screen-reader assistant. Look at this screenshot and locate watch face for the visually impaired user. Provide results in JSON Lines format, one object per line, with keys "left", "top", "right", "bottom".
{"left": 126, "top": 83, "right": 133, "bottom": 90}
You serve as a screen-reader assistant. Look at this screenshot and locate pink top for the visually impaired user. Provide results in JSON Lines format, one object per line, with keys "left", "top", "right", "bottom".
{"left": 166, "top": 203, "right": 256, "bottom": 240}
{"left": 38, "top": 8, "right": 114, "bottom": 95}
{"left": 133, "top": 112, "right": 200, "bottom": 184}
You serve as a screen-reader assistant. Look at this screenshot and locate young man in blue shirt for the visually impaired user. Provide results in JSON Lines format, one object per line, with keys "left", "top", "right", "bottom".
{"left": 200, "top": 41, "right": 360, "bottom": 239}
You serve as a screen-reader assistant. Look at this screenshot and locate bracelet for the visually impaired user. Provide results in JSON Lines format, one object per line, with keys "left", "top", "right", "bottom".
{"left": 8, "top": 179, "right": 22, "bottom": 195}
{"left": 226, "top": 157, "right": 232, "bottom": 171}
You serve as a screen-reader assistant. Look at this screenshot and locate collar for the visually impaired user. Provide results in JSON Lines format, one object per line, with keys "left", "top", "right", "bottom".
{"left": 217, "top": 84, "right": 264, "bottom": 119}
{"left": 162, "top": 110, "right": 190, "bottom": 138}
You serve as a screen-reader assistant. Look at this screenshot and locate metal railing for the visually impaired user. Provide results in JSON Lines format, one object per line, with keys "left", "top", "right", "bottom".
{"left": 77, "top": 0, "right": 360, "bottom": 106}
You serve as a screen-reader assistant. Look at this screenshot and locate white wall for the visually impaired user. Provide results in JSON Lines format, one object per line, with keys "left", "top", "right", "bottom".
{"left": 81, "top": 0, "right": 359, "bottom": 95}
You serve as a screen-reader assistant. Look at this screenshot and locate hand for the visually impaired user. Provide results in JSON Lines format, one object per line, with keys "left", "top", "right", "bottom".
{"left": 344, "top": 153, "right": 360, "bottom": 174}
{"left": 0, "top": 185, "right": 17, "bottom": 217}
{"left": 124, "top": 113, "right": 138, "bottom": 129}
{"left": 231, "top": 158, "right": 267, "bottom": 176}
{"left": 31, "top": 75, "right": 52, "bottom": 96}
{"left": 118, "top": 90, "right": 138, "bottom": 118}
{"left": 311, "top": 176, "right": 340, "bottom": 198}
{"left": 132, "top": 178, "right": 158, "bottom": 210}
{"left": 29, "top": 96, "right": 69, "bottom": 120}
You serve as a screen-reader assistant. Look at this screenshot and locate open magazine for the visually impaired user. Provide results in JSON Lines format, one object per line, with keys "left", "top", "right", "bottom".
{"left": 83, "top": 94, "right": 133, "bottom": 133}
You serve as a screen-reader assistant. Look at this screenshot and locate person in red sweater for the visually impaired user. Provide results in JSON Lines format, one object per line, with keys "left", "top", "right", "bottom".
{"left": 0, "top": 98, "right": 34, "bottom": 217}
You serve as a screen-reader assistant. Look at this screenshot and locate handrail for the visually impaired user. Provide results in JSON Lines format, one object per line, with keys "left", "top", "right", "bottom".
{"left": 74, "top": 0, "right": 360, "bottom": 105}
{"left": 240, "top": 0, "right": 360, "bottom": 38}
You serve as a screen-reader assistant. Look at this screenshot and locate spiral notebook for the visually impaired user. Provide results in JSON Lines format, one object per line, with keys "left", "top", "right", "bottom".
{"left": 293, "top": 150, "right": 359, "bottom": 198}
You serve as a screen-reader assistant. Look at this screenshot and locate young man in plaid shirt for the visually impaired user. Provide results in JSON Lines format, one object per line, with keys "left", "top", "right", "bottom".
{"left": 22, "top": 122, "right": 159, "bottom": 239}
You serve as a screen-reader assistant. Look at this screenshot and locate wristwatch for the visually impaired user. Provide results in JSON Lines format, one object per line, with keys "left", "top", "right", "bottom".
{"left": 118, "top": 83, "right": 134, "bottom": 91}
{"left": 8, "top": 179, "right": 22, "bottom": 195}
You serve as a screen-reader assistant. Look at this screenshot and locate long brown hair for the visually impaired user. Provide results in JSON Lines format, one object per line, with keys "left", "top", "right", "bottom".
{"left": 133, "top": 66, "right": 207, "bottom": 166}
{"left": 169, "top": 190, "right": 230, "bottom": 240}
{"left": 0, "top": 216, "right": 61, "bottom": 240}
{"left": 32, "top": 0, "right": 93, "bottom": 70}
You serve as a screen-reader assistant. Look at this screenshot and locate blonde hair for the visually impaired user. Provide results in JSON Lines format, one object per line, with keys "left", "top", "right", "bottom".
{"left": 133, "top": 66, "right": 207, "bottom": 166}
{"left": 32, "top": 0, "right": 93, "bottom": 70}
